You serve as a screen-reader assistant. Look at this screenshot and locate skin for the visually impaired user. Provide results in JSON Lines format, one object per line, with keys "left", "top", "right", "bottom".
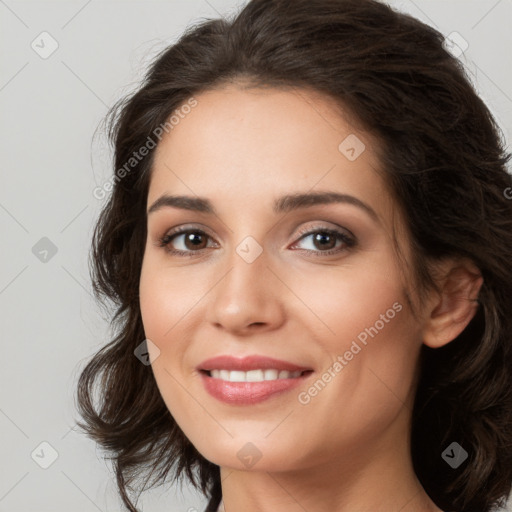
{"left": 139, "top": 84, "right": 483, "bottom": 512}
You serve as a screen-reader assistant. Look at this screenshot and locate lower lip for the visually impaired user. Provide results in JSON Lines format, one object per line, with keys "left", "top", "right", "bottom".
{"left": 200, "top": 371, "right": 312, "bottom": 405}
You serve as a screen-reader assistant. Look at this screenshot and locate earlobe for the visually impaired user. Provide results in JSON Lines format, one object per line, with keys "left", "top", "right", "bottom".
{"left": 422, "top": 261, "right": 484, "bottom": 349}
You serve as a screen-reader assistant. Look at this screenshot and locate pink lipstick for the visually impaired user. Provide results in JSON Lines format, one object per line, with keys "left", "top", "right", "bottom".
{"left": 197, "top": 355, "right": 314, "bottom": 405}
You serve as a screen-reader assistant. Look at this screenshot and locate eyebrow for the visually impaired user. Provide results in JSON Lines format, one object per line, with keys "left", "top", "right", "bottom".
{"left": 147, "top": 191, "right": 379, "bottom": 223}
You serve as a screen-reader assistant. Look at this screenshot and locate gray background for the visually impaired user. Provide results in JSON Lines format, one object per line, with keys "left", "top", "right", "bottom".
{"left": 1, "top": 0, "right": 511, "bottom": 511}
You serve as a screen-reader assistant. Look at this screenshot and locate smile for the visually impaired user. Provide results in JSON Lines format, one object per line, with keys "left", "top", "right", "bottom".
{"left": 206, "top": 369, "right": 305, "bottom": 381}
{"left": 197, "top": 354, "right": 314, "bottom": 404}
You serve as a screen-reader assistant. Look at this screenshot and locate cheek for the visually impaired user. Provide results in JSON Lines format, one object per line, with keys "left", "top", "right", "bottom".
{"left": 139, "top": 254, "right": 202, "bottom": 342}
{"left": 139, "top": 258, "right": 203, "bottom": 427}
{"left": 291, "top": 261, "right": 419, "bottom": 403}
{"left": 290, "top": 256, "right": 406, "bottom": 343}
{"left": 288, "top": 271, "right": 419, "bottom": 457}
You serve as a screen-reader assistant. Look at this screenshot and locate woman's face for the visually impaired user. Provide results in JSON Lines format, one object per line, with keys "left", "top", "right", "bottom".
{"left": 139, "top": 85, "right": 426, "bottom": 473}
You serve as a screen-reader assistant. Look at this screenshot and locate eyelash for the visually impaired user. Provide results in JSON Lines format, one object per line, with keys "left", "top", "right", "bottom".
{"left": 157, "top": 224, "right": 356, "bottom": 258}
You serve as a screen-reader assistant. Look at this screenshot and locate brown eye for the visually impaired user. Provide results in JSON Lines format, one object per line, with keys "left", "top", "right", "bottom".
{"left": 290, "top": 226, "right": 356, "bottom": 257}
{"left": 180, "top": 231, "right": 208, "bottom": 250}
{"left": 158, "top": 228, "right": 217, "bottom": 256}
{"left": 310, "top": 232, "right": 337, "bottom": 251}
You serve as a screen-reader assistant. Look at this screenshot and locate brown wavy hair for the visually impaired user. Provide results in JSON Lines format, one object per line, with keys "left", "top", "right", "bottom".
{"left": 75, "top": 1, "right": 512, "bottom": 511}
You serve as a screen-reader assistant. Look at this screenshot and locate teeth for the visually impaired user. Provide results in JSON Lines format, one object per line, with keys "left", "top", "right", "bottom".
{"left": 209, "top": 369, "right": 303, "bottom": 382}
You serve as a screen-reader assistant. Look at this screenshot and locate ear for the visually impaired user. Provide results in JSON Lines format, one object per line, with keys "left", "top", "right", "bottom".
{"left": 422, "top": 259, "right": 483, "bottom": 349}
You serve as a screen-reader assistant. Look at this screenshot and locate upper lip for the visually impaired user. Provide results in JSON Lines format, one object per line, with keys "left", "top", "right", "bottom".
{"left": 198, "top": 355, "right": 313, "bottom": 372}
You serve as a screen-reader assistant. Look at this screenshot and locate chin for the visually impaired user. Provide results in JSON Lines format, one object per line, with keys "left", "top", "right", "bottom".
{"left": 194, "top": 432, "right": 317, "bottom": 474}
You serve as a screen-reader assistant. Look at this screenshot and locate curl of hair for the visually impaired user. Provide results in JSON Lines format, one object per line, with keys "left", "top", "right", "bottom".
{"left": 75, "top": 1, "right": 512, "bottom": 511}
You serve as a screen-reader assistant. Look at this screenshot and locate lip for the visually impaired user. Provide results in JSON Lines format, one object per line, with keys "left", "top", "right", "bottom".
{"left": 197, "top": 355, "right": 314, "bottom": 405}
{"left": 197, "top": 355, "right": 313, "bottom": 372}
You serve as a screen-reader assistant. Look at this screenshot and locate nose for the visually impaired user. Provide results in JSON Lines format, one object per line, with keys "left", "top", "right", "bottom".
{"left": 207, "top": 246, "right": 286, "bottom": 336}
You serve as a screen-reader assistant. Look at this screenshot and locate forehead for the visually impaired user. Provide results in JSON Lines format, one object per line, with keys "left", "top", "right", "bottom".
{"left": 148, "top": 85, "right": 393, "bottom": 223}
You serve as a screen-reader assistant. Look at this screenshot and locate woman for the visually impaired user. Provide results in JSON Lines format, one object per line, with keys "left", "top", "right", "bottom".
{"left": 75, "top": 0, "right": 512, "bottom": 511}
